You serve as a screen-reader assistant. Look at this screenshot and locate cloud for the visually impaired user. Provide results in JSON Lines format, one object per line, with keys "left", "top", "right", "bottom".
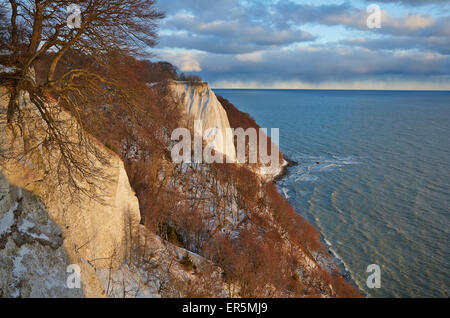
{"left": 158, "top": 28, "right": 314, "bottom": 54}
{"left": 211, "top": 79, "right": 450, "bottom": 90}
{"left": 158, "top": 1, "right": 448, "bottom": 50}
{"left": 365, "top": 0, "right": 450, "bottom": 6}
{"left": 157, "top": 10, "right": 315, "bottom": 54}
{"left": 158, "top": 46, "right": 449, "bottom": 84}
{"left": 154, "top": 0, "right": 450, "bottom": 89}
{"left": 341, "top": 35, "right": 450, "bottom": 55}
{"left": 236, "top": 52, "right": 263, "bottom": 63}
{"left": 273, "top": 2, "right": 443, "bottom": 36}
{"left": 157, "top": 50, "right": 202, "bottom": 72}
{"left": 383, "top": 13, "right": 435, "bottom": 34}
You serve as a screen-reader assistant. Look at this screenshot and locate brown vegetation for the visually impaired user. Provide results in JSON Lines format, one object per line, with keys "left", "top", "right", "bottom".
{"left": 218, "top": 96, "right": 283, "bottom": 165}
{"left": 0, "top": 0, "right": 164, "bottom": 198}
{"left": 75, "top": 63, "right": 361, "bottom": 296}
{"left": 0, "top": 1, "right": 361, "bottom": 298}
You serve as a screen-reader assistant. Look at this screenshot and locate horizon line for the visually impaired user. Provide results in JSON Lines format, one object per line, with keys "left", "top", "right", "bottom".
{"left": 212, "top": 87, "right": 450, "bottom": 92}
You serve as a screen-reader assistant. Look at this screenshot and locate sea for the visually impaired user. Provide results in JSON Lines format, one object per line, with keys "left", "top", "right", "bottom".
{"left": 214, "top": 89, "right": 450, "bottom": 298}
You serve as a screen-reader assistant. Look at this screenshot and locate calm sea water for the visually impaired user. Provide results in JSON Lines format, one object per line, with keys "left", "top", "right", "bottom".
{"left": 214, "top": 89, "right": 450, "bottom": 298}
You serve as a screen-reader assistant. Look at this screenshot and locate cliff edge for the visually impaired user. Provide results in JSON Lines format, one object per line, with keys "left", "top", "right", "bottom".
{"left": 167, "top": 81, "right": 237, "bottom": 163}
{"left": 0, "top": 88, "right": 218, "bottom": 298}
{"left": 167, "top": 81, "right": 288, "bottom": 180}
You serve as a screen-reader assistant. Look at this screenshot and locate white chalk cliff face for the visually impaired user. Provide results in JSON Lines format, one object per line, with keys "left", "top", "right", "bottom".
{"left": 168, "top": 81, "right": 237, "bottom": 163}
{"left": 168, "top": 81, "right": 287, "bottom": 180}
{"left": 0, "top": 88, "right": 143, "bottom": 297}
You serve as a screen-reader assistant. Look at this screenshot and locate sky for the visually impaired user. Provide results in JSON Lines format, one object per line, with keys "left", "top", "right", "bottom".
{"left": 153, "top": 0, "right": 450, "bottom": 90}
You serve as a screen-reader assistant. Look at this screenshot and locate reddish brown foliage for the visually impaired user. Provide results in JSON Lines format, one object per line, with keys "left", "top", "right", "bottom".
{"left": 218, "top": 96, "right": 283, "bottom": 163}
{"left": 76, "top": 55, "right": 360, "bottom": 298}
{"left": 264, "top": 182, "right": 322, "bottom": 251}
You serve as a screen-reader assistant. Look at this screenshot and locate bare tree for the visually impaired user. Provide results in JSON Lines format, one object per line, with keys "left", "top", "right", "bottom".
{"left": 0, "top": 0, "right": 164, "bottom": 198}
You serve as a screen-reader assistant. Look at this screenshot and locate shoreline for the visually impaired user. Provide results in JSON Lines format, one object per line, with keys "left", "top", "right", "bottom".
{"left": 273, "top": 153, "right": 363, "bottom": 295}
{"left": 273, "top": 156, "right": 298, "bottom": 183}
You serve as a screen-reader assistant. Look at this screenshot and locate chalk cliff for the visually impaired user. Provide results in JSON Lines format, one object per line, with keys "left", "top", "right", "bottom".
{"left": 0, "top": 88, "right": 216, "bottom": 298}
{"left": 167, "top": 81, "right": 287, "bottom": 180}
{"left": 167, "top": 81, "right": 237, "bottom": 163}
{"left": 0, "top": 88, "right": 144, "bottom": 297}
{"left": 0, "top": 82, "right": 340, "bottom": 298}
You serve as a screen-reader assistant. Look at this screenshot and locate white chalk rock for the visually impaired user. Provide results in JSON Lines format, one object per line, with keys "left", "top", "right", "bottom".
{"left": 168, "top": 81, "right": 237, "bottom": 163}
{"left": 0, "top": 88, "right": 141, "bottom": 297}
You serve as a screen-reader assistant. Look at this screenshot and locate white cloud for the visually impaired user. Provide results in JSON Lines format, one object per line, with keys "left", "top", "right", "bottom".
{"left": 236, "top": 52, "right": 263, "bottom": 62}
{"left": 179, "top": 58, "right": 202, "bottom": 72}
{"left": 158, "top": 50, "right": 202, "bottom": 72}
{"left": 384, "top": 13, "right": 435, "bottom": 32}
{"left": 155, "top": 0, "right": 450, "bottom": 89}
{"left": 211, "top": 79, "right": 450, "bottom": 90}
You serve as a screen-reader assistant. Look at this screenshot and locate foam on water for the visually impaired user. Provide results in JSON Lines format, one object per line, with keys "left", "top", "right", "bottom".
{"left": 323, "top": 238, "right": 352, "bottom": 279}
{"left": 280, "top": 154, "right": 361, "bottom": 187}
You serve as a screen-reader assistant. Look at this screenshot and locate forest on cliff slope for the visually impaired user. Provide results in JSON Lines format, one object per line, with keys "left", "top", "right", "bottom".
{"left": 0, "top": 0, "right": 360, "bottom": 297}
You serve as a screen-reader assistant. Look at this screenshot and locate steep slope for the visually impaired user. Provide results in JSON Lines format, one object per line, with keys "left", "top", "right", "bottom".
{"left": 167, "top": 81, "right": 237, "bottom": 163}
{"left": 0, "top": 88, "right": 142, "bottom": 297}
{"left": 0, "top": 88, "right": 222, "bottom": 298}
{"left": 0, "top": 80, "right": 360, "bottom": 298}
{"left": 167, "top": 81, "right": 288, "bottom": 180}
{"left": 217, "top": 95, "right": 289, "bottom": 180}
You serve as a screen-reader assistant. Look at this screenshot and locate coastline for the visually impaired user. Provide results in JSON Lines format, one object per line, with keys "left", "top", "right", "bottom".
{"left": 273, "top": 156, "right": 298, "bottom": 183}
{"left": 214, "top": 89, "right": 362, "bottom": 296}
{"left": 273, "top": 153, "right": 363, "bottom": 295}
